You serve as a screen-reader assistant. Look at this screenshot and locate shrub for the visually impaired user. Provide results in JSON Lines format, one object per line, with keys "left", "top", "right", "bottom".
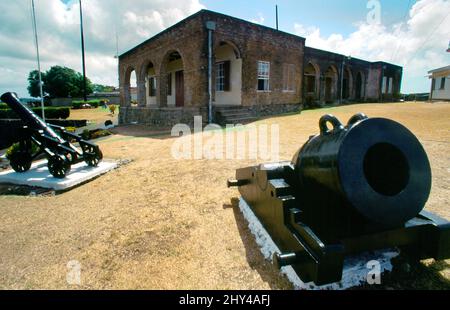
{"left": 109, "top": 105, "right": 117, "bottom": 114}
{"left": 6, "top": 141, "right": 39, "bottom": 160}
{"left": 39, "top": 107, "right": 70, "bottom": 119}
{"left": 72, "top": 99, "right": 108, "bottom": 109}
{"left": 0, "top": 103, "right": 8, "bottom": 109}
{"left": 0, "top": 107, "right": 70, "bottom": 119}
{"left": 80, "top": 129, "right": 112, "bottom": 140}
{"left": 72, "top": 101, "right": 83, "bottom": 109}
{"left": 90, "top": 129, "right": 112, "bottom": 140}
{"left": 393, "top": 92, "right": 404, "bottom": 100}
{"left": 81, "top": 129, "right": 91, "bottom": 140}
{"left": 64, "top": 126, "right": 77, "bottom": 133}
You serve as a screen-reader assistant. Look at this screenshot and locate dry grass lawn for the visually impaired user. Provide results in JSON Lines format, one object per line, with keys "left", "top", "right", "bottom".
{"left": 0, "top": 102, "right": 449, "bottom": 289}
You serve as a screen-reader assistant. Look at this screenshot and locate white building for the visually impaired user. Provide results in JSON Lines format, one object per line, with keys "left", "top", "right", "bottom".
{"left": 429, "top": 65, "right": 450, "bottom": 101}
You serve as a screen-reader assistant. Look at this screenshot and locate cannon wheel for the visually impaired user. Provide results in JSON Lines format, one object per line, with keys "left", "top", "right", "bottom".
{"left": 83, "top": 145, "right": 103, "bottom": 167}
{"left": 10, "top": 151, "right": 32, "bottom": 173}
{"left": 48, "top": 154, "right": 71, "bottom": 179}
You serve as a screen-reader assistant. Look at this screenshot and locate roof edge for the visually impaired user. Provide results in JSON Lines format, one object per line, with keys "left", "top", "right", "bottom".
{"left": 119, "top": 9, "right": 305, "bottom": 59}
{"left": 428, "top": 65, "right": 450, "bottom": 74}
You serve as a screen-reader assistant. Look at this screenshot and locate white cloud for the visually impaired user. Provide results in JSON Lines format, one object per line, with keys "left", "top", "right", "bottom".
{"left": 0, "top": 0, "right": 205, "bottom": 97}
{"left": 294, "top": 0, "right": 450, "bottom": 93}
{"left": 250, "top": 12, "right": 265, "bottom": 25}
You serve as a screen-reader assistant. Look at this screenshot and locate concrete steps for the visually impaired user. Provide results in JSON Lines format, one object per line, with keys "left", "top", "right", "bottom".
{"left": 214, "top": 106, "right": 256, "bottom": 125}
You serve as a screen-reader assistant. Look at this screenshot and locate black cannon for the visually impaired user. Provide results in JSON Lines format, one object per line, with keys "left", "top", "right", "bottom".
{"left": 1, "top": 92, "right": 102, "bottom": 178}
{"left": 228, "top": 113, "right": 450, "bottom": 286}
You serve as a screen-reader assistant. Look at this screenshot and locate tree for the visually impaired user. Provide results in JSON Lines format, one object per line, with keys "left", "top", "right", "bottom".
{"left": 92, "top": 84, "right": 116, "bottom": 93}
{"left": 27, "top": 66, "right": 93, "bottom": 98}
{"left": 27, "top": 70, "right": 45, "bottom": 98}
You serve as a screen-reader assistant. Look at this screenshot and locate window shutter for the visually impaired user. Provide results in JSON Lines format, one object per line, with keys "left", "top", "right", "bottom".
{"left": 224, "top": 61, "right": 231, "bottom": 91}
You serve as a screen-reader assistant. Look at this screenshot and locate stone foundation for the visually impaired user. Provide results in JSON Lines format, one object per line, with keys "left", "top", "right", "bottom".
{"left": 119, "top": 103, "right": 301, "bottom": 129}
{"left": 249, "top": 103, "right": 301, "bottom": 117}
{"left": 119, "top": 106, "right": 208, "bottom": 128}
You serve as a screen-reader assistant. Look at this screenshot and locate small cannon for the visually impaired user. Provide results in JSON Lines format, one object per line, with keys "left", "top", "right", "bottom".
{"left": 228, "top": 113, "right": 450, "bottom": 286}
{"left": 1, "top": 92, "right": 102, "bottom": 178}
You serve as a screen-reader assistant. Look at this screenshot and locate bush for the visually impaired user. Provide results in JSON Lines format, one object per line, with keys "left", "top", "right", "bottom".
{"left": 81, "top": 128, "right": 112, "bottom": 140}
{"left": 72, "top": 101, "right": 83, "bottom": 109}
{"left": 0, "top": 107, "right": 70, "bottom": 119}
{"left": 39, "top": 107, "right": 70, "bottom": 119}
{"left": 0, "top": 103, "right": 8, "bottom": 109}
{"left": 90, "top": 129, "right": 112, "bottom": 140}
{"left": 81, "top": 129, "right": 91, "bottom": 140}
{"left": 6, "top": 141, "right": 39, "bottom": 160}
{"left": 109, "top": 105, "right": 117, "bottom": 114}
{"left": 72, "top": 99, "right": 108, "bottom": 109}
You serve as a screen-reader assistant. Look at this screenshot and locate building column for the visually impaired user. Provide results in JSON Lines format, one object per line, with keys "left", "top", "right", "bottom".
{"left": 120, "top": 85, "right": 131, "bottom": 107}
{"left": 319, "top": 75, "right": 325, "bottom": 104}
{"left": 158, "top": 73, "right": 168, "bottom": 107}
{"left": 137, "top": 78, "right": 146, "bottom": 107}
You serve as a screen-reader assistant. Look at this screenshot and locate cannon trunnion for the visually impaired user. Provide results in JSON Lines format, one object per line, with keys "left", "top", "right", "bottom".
{"left": 229, "top": 113, "right": 450, "bottom": 286}
{"left": 1, "top": 92, "right": 103, "bottom": 179}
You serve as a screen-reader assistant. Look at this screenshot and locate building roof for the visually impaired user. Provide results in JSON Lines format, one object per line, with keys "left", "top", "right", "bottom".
{"left": 119, "top": 9, "right": 305, "bottom": 59}
{"left": 428, "top": 65, "right": 450, "bottom": 74}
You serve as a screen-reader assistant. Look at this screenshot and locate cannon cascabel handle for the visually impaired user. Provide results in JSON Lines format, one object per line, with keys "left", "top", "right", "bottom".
{"left": 319, "top": 114, "right": 344, "bottom": 135}
{"left": 347, "top": 113, "right": 368, "bottom": 128}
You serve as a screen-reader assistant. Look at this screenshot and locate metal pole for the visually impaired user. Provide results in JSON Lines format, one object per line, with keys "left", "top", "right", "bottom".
{"left": 79, "top": 0, "right": 87, "bottom": 102}
{"left": 340, "top": 58, "right": 345, "bottom": 105}
{"left": 114, "top": 2, "right": 120, "bottom": 90}
{"left": 208, "top": 29, "right": 213, "bottom": 124}
{"left": 31, "top": 0, "right": 45, "bottom": 121}
{"left": 276, "top": 5, "right": 279, "bottom": 30}
{"left": 206, "top": 21, "right": 216, "bottom": 124}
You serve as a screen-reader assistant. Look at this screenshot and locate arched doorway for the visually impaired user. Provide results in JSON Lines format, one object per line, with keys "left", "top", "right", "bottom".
{"left": 142, "top": 61, "right": 156, "bottom": 106}
{"left": 355, "top": 71, "right": 364, "bottom": 100}
{"left": 214, "top": 41, "right": 242, "bottom": 106}
{"left": 123, "top": 67, "right": 137, "bottom": 106}
{"left": 160, "top": 51, "right": 184, "bottom": 107}
{"left": 342, "top": 67, "right": 353, "bottom": 100}
{"left": 304, "top": 62, "right": 320, "bottom": 100}
{"left": 324, "top": 65, "right": 338, "bottom": 103}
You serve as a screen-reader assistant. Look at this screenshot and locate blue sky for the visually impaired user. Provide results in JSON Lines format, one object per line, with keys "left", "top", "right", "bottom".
{"left": 0, "top": 0, "right": 448, "bottom": 97}
{"left": 201, "top": 0, "right": 417, "bottom": 39}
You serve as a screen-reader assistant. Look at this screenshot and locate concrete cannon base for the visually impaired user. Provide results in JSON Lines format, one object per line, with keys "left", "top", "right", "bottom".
{"left": 238, "top": 197, "right": 399, "bottom": 290}
{"left": 0, "top": 159, "right": 118, "bottom": 191}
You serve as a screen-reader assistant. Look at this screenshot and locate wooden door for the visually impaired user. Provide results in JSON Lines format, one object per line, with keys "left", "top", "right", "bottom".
{"left": 175, "top": 70, "right": 184, "bottom": 107}
{"left": 325, "top": 78, "right": 332, "bottom": 102}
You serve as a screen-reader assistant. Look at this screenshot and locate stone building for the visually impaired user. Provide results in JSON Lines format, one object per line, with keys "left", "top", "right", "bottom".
{"left": 119, "top": 10, "right": 402, "bottom": 127}
{"left": 303, "top": 47, "right": 402, "bottom": 104}
{"left": 428, "top": 65, "right": 450, "bottom": 101}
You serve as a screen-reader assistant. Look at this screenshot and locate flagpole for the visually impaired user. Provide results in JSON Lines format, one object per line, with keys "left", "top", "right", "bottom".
{"left": 31, "top": 0, "right": 45, "bottom": 121}
{"left": 79, "top": 0, "right": 87, "bottom": 102}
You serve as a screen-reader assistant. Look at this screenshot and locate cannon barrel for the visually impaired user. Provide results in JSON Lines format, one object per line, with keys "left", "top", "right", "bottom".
{"left": 292, "top": 113, "right": 432, "bottom": 228}
{"left": 0, "top": 92, "right": 63, "bottom": 144}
